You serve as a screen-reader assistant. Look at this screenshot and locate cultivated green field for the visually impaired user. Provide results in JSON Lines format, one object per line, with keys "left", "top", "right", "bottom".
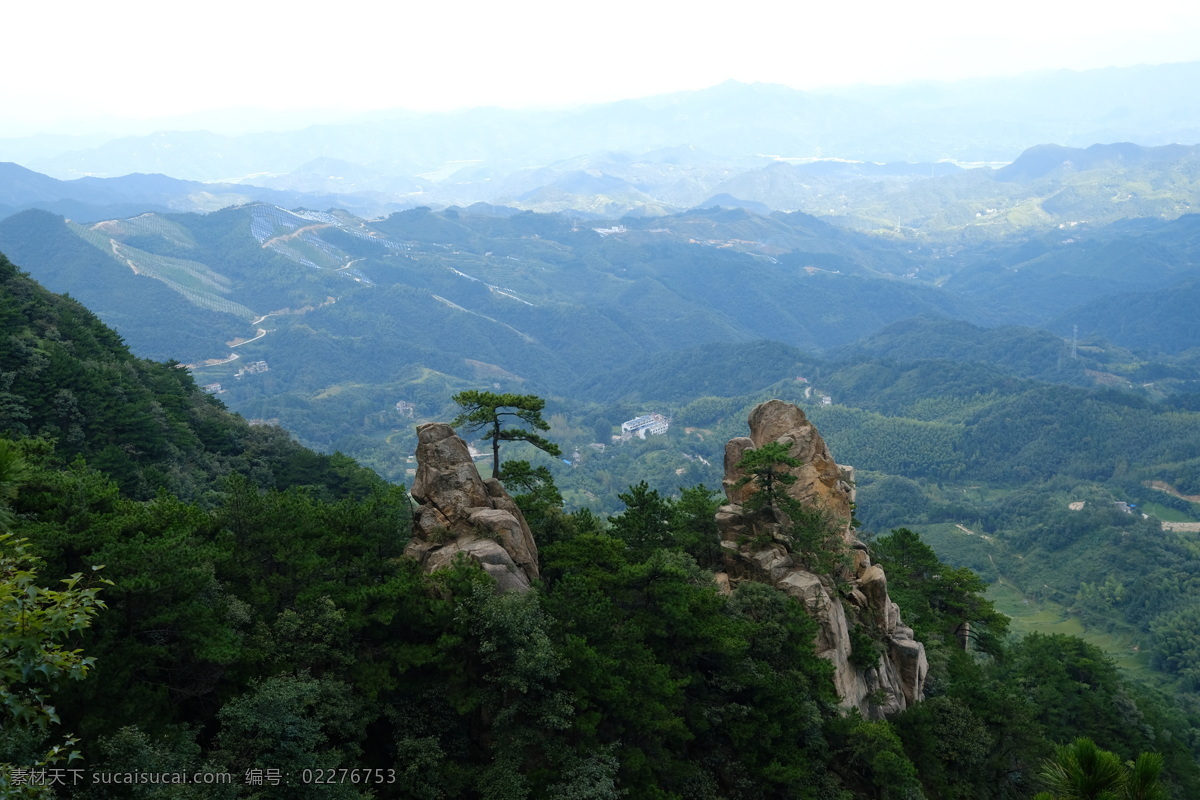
{"left": 1142, "top": 501, "right": 1199, "bottom": 523}
{"left": 986, "top": 579, "right": 1155, "bottom": 679}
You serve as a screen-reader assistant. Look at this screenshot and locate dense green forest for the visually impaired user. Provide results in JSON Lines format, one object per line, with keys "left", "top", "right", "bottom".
{"left": 6, "top": 201, "right": 1199, "bottom": 493}
{"left": 4, "top": 247, "right": 1200, "bottom": 798}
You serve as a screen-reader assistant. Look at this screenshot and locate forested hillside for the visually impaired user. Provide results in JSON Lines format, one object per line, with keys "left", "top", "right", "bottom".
{"left": 0, "top": 251, "right": 388, "bottom": 501}
{"left": 4, "top": 253, "right": 1200, "bottom": 797}
{"left": 6, "top": 201, "right": 1200, "bottom": 493}
{"left": 478, "top": 326, "right": 1200, "bottom": 749}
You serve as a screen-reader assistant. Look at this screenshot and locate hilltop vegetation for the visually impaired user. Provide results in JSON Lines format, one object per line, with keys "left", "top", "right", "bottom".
{"left": 0, "top": 251, "right": 388, "bottom": 502}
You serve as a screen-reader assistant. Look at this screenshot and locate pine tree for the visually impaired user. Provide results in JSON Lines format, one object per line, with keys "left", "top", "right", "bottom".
{"left": 451, "top": 392, "right": 561, "bottom": 479}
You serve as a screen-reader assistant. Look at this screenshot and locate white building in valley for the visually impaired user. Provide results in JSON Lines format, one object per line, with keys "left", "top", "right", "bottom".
{"left": 621, "top": 413, "right": 669, "bottom": 439}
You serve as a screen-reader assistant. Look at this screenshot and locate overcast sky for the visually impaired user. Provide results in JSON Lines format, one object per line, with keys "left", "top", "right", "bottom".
{"left": 4, "top": 0, "right": 1200, "bottom": 137}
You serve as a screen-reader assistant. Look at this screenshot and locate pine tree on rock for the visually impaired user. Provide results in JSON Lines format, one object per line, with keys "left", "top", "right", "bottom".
{"left": 451, "top": 391, "right": 561, "bottom": 479}
{"left": 733, "top": 441, "right": 844, "bottom": 572}
{"left": 734, "top": 441, "right": 802, "bottom": 515}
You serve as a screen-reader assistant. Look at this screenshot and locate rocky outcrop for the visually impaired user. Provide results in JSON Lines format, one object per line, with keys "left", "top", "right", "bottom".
{"left": 404, "top": 422, "right": 540, "bottom": 592}
{"left": 715, "top": 400, "right": 927, "bottom": 719}
{"left": 722, "top": 400, "right": 856, "bottom": 521}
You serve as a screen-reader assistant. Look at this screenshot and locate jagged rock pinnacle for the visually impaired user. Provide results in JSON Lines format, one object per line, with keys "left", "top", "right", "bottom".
{"left": 404, "top": 422, "right": 540, "bottom": 592}
{"left": 715, "top": 400, "right": 927, "bottom": 718}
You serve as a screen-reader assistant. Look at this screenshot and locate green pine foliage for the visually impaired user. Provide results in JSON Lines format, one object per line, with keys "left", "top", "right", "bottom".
{"left": 452, "top": 390, "right": 561, "bottom": 478}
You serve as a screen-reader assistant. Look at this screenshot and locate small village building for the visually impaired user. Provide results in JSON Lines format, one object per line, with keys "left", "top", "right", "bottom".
{"left": 621, "top": 413, "right": 669, "bottom": 439}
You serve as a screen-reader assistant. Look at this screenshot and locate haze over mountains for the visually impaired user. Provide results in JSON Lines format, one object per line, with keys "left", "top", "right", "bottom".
{"left": 2, "top": 188, "right": 1198, "bottom": 497}
{"left": 3, "top": 63, "right": 1200, "bottom": 467}
{"left": 4, "top": 61, "right": 1200, "bottom": 222}
{"left": 1, "top": 63, "right": 1198, "bottom": 496}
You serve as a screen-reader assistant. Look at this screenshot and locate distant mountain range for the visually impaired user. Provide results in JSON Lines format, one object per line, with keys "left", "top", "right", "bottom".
{"left": 5, "top": 138, "right": 1200, "bottom": 236}
{"left": 0, "top": 61, "right": 1197, "bottom": 214}
{"left": 12, "top": 64, "right": 1200, "bottom": 179}
{"left": 0, "top": 161, "right": 417, "bottom": 223}
{"left": 2, "top": 196, "right": 1197, "bottom": 423}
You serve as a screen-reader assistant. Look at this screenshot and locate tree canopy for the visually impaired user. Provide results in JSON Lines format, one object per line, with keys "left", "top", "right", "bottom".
{"left": 734, "top": 441, "right": 802, "bottom": 514}
{"left": 452, "top": 391, "right": 561, "bottom": 478}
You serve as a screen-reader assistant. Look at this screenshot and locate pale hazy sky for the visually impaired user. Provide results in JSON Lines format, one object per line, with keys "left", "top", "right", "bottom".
{"left": 5, "top": 0, "right": 1200, "bottom": 136}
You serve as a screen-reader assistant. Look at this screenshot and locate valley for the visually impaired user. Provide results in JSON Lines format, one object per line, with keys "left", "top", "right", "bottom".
{"left": 5, "top": 60, "right": 1200, "bottom": 798}
{"left": 6, "top": 190, "right": 1200, "bottom": 709}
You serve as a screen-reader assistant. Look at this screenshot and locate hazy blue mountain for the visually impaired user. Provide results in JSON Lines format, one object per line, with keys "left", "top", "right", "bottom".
{"left": 8, "top": 130, "right": 1200, "bottom": 233}
{"left": 566, "top": 339, "right": 814, "bottom": 404}
{"left": 942, "top": 213, "right": 1200, "bottom": 323}
{"left": 696, "top": 194, "right": 774, "bottom": 215}
{"left": 0, "top": 160, "right": 415, "bottom": 222}
{"left": 1048, "top": 279, "right": 1200, "bottom": 356}
{"left": 834, "top": 315, "right": 1092, "bottom": 384}
{"left": 21, "top": 62, "right": 1200, "bottom": 186}
{"left": 247, "top": 156, "right": 427, "bottom": 196}
{"left": 995, "top": 142, "right": 1200, "bottom": 182}
{"left": 251, "top": 147, "right": 765, "bottom": 215}
{"left": 0, "top": 161, "right": 90, "bottom": 204}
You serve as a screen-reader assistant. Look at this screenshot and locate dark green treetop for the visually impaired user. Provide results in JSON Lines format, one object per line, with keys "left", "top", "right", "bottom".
{"left": 1034, "top": 737, "right": 1167, "bottom": 800}
{"left": 451, "top": 391, "right": 561, "bottom": 478}
{"left": 733, "top": 441, "right": 802, "bottom": 514}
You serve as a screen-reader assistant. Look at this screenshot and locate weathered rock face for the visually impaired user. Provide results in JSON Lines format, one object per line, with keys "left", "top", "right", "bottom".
{"left": 404, "top": 422, "right": 540, "bottom": 592}
{"left": 723, "top": 399, "right": 855, "bottom": 525}
{"left": 715, "top": 400, "right": 927, "bottom": 719}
